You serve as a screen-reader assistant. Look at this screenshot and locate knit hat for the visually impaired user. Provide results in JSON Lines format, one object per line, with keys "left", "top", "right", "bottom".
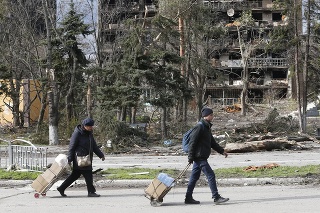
{"left": 201, "top": 108, "right": 213, "bottom": 117}
{"left": 82, "top": 118, "right": 95, "bottom": 126}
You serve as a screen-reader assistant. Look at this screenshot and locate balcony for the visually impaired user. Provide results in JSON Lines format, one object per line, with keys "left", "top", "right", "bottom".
{"left": 248, "top": 58, "right": 288, "bottom": 67}
{"left": 219, "top": 58, "right": 288, "bottom": 68}
{"left": 220, "top": 60, "right": 242, "bottom": 68}
{"left": 211, "top": 38, "right": 240, "bottom": 48}
{"left": 203, "top": 0, "right": 245, "bottom": 11}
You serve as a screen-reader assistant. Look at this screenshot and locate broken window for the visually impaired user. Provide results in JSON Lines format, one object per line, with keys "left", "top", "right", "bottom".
{"left": 272, "top": 70, "right": 287, "bottom": 79}
{"left": 229, "top": 52, "right": 241, "bottom": 60}
{"left": 250, "top": 69, "right": 265, "bottom": 85}
{"left": 252, "top": 12, "right": 263, "bottom": 22}
{"left": 272, "top": 13, "right": 282, "bottom": 21}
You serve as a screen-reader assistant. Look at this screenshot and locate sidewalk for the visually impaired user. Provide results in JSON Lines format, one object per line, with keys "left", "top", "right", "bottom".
{"left": 2, "top": 185, "right": 320, "bottom": 213}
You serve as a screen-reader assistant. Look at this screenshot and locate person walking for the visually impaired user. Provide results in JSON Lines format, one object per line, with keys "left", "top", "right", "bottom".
{"left": 185, "top": 107, "right": 229, "bottom": 204}
{"left": 57, "top": 118, "right": 105, "bottom": 197}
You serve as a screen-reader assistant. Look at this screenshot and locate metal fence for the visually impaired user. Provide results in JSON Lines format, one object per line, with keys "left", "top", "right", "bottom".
{"left": 0, "top": 138, "right": 47, "bottom": 171}
{"left": 211, "top": 98, "right": 264, "bottom": 106}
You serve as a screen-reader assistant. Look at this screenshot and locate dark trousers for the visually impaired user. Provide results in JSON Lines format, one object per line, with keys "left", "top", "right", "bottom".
{"left": 186, "top": 160, "right": 219, "bottom": 199}
{"left": 58, "top": 169, "right": 95, "bottom": 193}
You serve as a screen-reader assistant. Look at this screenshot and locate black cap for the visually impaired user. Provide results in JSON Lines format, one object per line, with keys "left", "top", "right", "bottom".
{"left": 82, "top": 118, "right": 95, "bottom": 126}
{"left": 201, "top": 108, "right": 213, "bottom": 117}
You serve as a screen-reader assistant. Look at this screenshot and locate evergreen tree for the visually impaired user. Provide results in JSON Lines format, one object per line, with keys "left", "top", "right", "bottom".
{"left": 52, "top": 2, "right": 92, "bottom": 123}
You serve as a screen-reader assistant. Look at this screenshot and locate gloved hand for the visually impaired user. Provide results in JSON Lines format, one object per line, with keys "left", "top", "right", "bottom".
{"left": 188, "top": 158, "right": 193, "bottom": 164}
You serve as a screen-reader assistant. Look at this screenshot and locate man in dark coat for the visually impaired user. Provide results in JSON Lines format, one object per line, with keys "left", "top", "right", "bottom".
{"left": 57, "top": 118, "right": 105, "bottom": 197}
{"left": 185, "top": 108, "right": 229, "bottom": 204}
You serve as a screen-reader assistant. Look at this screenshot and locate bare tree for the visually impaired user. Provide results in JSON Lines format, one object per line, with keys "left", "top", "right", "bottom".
{"left": 0, "top": 0, "right": 47, "bottom": 127}
{"left": 41, "top": 0, "right": 59, "bottom": 145}
{"left": 233, "top": 11, "right": 261, "bottom": 116}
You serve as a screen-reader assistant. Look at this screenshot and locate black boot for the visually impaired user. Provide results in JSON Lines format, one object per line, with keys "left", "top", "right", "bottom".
{"left": 57, "top": 187, "right": 67, "bottom": 197}
{"left": 185, "top": 197, "right": 200, "bottom": 204}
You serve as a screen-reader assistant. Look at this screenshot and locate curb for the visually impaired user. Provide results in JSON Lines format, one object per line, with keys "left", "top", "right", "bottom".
{"left": 0, "top": 177, "right": 317, "bottom": 189}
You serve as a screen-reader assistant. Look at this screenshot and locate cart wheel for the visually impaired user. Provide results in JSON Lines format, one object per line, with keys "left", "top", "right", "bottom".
{"left": 150, "top": 199, "right": 162, "bottom": 207}
{"left": 34, "top": 193, "right": 40, "bottom": 198}
{"left": 41, "top": 193, "right": 46, "bottom": 197}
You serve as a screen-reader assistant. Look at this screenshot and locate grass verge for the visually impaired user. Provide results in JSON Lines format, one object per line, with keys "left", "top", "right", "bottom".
{"left": 1, "top": 165, "right": 319, "bottom": 180}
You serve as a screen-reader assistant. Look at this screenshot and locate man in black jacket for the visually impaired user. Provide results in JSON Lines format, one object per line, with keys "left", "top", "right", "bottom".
{"left": 57, "top": 118, "right": 105, "bottom": 197}
{"left": 185, "top": 108, "right": 229, "bottom": 204}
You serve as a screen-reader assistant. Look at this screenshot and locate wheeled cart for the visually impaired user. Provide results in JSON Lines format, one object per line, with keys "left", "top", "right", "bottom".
{"left": 144, "top": 163, "right": 191, "bottom": 206}
{"left": 31, "top": 161, "right": 68, "bottom": 198}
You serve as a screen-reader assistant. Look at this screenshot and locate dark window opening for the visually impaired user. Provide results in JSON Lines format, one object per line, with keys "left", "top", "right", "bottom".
{"left": 271, "top": 52, "right": 286, "bottom": 58}
{"left": 252, "top": 13, "right": 263, "bottom": 22}
{"left": 228, "top": 11, "right": 241, "bottom": 23}
{"left": 229, "top": 69, "right": 242, "bottom": 85}
{"left": 272, "top": 70, "right": 287, "bottom": 79}
{"left": 254, "top": 49, "right": 266, "bottom": 58}
{"left": 248, "top": 89, "right": 263, "bottom": 99}
{"left": 272, "top": 13, "right": 282, "bottom": 21}
{"left": 277, "top": 89, "right": 287, "bottom": 99}
{"left": 229, "top": 52, "right": 241, "bottom": 60}
{"left": 250, "top": 69, "right": 265, "bottom": 85}
{"left": 105, "top": 34, "right": 116, "bottom": 42}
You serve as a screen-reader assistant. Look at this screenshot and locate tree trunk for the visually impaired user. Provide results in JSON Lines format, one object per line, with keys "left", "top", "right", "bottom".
{"left": 179, "top": 13, "right": 187, "bottom": 122}
{"left": 66, "top": 56, "right": 76, "bottom": 123}
{"left": 42, "top": 0, "right": 59, "bottom": 145}
{"left": 237, "top": 25, "right": 248, "bottom": 116}
{"left": 131, "top": 106, "right": 137, "bottom": 124}
{"left": 9, "top": 78, "right": 21, "bottom": 127}
{"left": 302, "top": 0, "right": 311, "bottom": 133}
{"left": 36, "top": 89, "right": 48, "bottom": 133}
{"left": 161, "top": 107, "right": 167, "bottom": 139}
{"left": 48, "top": 88, "right": 59, "bottom": 145}
{"left": 294, "top": 0, "right": 303, "bottom": 133}
{"left": 86, "top": 79, "right": 93, "bottom": 118}
{"left": 241, "top": 65, "right": 249, "bottom": 116}
{"left": 119, "top": 106, "right": 126, "bottom": 122}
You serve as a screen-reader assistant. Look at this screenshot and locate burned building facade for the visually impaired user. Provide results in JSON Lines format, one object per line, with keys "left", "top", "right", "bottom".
{"left": 204, "top": 0, "right": 292, "bottom": 106}
{"left": 98, "top": 0, "right": 295, "bottom": 106}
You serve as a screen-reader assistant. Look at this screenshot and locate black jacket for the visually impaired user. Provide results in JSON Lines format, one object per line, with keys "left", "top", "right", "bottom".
{"left": 188, "top": 118, "right": 224, "bottom": 161}
{"left": 68, "top": 125, "right": 105, "bottom": 170}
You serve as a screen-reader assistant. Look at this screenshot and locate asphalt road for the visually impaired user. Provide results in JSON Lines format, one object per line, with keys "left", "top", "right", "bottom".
{"left": 1, "top": 184, "right": 320, "bottom": 213}
{"left": 2, "top": 146, "right": 320, "bottom": 212}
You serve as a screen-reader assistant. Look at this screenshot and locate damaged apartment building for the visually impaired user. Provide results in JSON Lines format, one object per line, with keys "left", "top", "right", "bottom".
{"left": 204, "top": 0, "right": 291, "bottom": 106}
{"left": 98, "top": 0, "right": 156, "bottom": 64}
{"left": 98, "top": 0, "right": 292, "bottom": 107}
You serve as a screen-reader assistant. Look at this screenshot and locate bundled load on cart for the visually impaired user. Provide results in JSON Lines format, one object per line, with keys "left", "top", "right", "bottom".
{"left": 31, "top": 154, "right": 69, "bottom": 198}
{"left": 144, "top": 163, "right": 190, "bottom": 206}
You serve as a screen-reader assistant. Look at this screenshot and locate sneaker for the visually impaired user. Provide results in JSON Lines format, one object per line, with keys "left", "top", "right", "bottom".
{"left": 57, "top": 187, "right": 67, "bottom": 197}
{"left": 88, "top": 192, "right": 100, "bottom": 197}
{"left": 214, "top": 195, "right": 229, "bottom": 204}
{"left": 185, "top": 197, "right": 200, "bottom": 204}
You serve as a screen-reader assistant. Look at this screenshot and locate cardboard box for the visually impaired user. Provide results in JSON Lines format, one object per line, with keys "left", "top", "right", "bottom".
{"left": 145, "top": 178, "right": 169, "bottom": 199}
{"left": 49, "top": 162, "right": 64, "bottom": 176}
{"left": 41, "top": 169, "right": 56, "bottom": 182}
{"left": 31, "top": 175, "right": 49, "bottom": 192}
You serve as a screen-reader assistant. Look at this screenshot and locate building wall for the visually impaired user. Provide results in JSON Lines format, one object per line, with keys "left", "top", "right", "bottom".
{"left": 0, "top": 79, "right": 48, "bottom": 126}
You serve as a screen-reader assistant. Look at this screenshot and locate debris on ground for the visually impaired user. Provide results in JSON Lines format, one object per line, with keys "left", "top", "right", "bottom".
{"left": 243, "top": 163, "right": 280, "bottom": 171}
{"left": 225, "top": 103, "right": 241, "bottom": 113}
